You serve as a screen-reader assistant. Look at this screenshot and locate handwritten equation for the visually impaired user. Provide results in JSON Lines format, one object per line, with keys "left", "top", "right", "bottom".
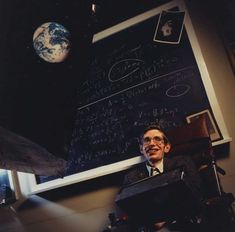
{"left": 66, "top": 15, "right": 212, "bottom": 174}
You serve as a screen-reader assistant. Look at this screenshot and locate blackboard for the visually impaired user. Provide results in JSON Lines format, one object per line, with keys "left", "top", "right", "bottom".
{"left": 65, "top": 8, "right": 213, "bottom": 175}
{"left": 32, "top": 0, "right": 229, "bottom": 190}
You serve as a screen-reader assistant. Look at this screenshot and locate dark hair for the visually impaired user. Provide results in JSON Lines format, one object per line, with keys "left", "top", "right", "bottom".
{"left": 140, "top": 124, "right": 170, "bottom": 144}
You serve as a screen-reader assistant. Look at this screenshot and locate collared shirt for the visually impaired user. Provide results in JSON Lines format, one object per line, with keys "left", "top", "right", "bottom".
{"left": 146, "top": 159, "right": 164, "bottom": 176}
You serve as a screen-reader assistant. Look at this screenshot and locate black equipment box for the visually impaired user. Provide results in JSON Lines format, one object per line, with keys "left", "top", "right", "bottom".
{"left": 115, "top": 169, "right": 202, "bottom": 224}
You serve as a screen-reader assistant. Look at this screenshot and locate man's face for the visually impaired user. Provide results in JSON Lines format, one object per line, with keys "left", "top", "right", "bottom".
{"left": 140, "top": 129, "right": 171, "bottom": 165}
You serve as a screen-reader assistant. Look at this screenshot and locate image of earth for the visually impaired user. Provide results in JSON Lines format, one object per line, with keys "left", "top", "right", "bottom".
{"left": 33, "top": 22, "right": 71, "bottom": 63}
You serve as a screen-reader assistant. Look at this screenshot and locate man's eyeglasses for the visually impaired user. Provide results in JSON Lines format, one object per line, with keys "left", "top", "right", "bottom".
{"left": 142, "top": 136, "right": 165, "bottom": 145}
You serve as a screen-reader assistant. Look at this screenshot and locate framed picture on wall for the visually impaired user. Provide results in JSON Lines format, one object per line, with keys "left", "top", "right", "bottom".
{"left": 186, "top": 109, "right": 222, "bottom": 141}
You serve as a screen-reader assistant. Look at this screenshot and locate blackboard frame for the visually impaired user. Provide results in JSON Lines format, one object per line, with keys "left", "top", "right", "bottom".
{"left": 17, "top": 0, "right": 231, "bottom": 195}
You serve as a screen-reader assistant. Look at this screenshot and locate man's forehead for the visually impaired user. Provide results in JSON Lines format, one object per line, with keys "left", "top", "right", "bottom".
{"left": 143, "top": 129, "right": 164, "bottom": 137}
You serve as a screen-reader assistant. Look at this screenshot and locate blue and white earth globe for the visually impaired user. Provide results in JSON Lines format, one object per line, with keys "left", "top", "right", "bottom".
{"left": 33, "top": 22, "right": 71, "bottom": 63}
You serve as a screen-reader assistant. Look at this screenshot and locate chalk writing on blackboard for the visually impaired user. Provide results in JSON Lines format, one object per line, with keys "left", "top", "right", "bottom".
{"left": 21, "top": 1, "right": 225, "bottom": 195}
{"left": 61, "top": 11, "right": 214, "bottom": 176}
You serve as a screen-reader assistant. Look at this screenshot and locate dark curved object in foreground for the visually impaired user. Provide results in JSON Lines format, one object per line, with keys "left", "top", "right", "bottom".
{"left": 0, "top": 126, "right": 66, "bottom": 176}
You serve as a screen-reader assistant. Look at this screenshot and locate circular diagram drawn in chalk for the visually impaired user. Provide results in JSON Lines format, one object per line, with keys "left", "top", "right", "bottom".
{"left": 166, "top": 84, "right": 190, "bottom": 97}
{"left": 108, "top": 59, "right": 144, "bottom": 82}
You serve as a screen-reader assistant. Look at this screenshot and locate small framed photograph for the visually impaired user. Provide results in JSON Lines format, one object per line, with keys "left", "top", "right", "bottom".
{"left": 153, "top": 10, "right": 185, "bottom": 44}
{"left": 186, "top": 109, "right": 222, "bottom": 141}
